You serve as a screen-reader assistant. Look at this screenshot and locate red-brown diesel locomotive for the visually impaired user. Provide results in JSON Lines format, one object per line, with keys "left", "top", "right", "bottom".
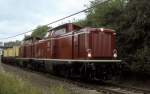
{"left": 2, "top": 23, "right": 121, "bottom": 80}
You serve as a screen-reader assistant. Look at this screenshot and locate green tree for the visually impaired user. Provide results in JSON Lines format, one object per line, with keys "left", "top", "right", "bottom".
{"left": 117, "top": 0, "right": 150, "bottom": 72}
{"left": 75, "top": 0, "right": 126, "bottom": 28}
{"left": 74, "top": 19, "right": 87, "bottom": 27}
{"left": 31, "top": 25, "right": 49, "bottom": 39}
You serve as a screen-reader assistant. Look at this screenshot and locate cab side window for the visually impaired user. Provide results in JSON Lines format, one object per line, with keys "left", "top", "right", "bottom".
{"left": 54, "top": 28, "right": 66, "bottom": 36}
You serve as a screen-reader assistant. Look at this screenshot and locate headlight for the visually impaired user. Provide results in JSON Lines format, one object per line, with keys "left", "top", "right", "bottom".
{"left": 88, "top": 53, "right": 92, "bottom": 58}
{"left": 100, "top": 28, "right": 104, "bottom": 32}
{"left": 113, "top": 49, "right": 117, "bottom": 58}
{"left": 87, "top": 49, "right": 92, "bottom": 58}
{"left": 113, "top": 53, "right": 117, "bottom": 58}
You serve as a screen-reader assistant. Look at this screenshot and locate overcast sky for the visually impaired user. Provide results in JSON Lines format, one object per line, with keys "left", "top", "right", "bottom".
{"left": 0, "top": 0, "right": 92, "bottom": 42}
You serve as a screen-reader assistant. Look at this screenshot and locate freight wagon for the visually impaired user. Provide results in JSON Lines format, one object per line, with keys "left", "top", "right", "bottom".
{"left": 2, "top": 23, "right": 121, "bottom": 80}
{"left": 2, "top": 46, "right": 19, "bottom": 64}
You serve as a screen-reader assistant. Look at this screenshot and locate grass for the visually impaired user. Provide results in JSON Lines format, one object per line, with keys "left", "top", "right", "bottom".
{"left": 0, "top": 71, "right": 42, "bottom": 94}
{"left": 0, "top": 71, "right": 71, "bottom": 94}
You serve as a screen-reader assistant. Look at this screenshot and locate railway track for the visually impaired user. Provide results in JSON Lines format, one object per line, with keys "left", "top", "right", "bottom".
{"left": 105, "top": 82, "right": 150, "bottom": 94}
{"left": 43, "top": 73, "right": 150, "bottom": 94}
{"left": 70, "top": 80, "right": 149, "bottom": 94}
{"left": 2, "top": 63, "right": 150, "bottom": 94}
{"left": 45, "top": 74, "right": 150, "bottom": 94}
{"left": 97, "top": 86, "right": 146, "bottom": 94}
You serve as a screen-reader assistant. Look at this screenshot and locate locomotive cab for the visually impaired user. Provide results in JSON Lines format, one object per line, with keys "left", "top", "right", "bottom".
{"left": 50, "top": 23, "right": 81, "bottom": 37}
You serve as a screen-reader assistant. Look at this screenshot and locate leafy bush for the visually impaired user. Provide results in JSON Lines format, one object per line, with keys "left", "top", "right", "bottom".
{"left": 117, "top": 0, "right": 150, "bottom": 73}
{"left": 131, "top": 46, "right": 150, "bottom": 73}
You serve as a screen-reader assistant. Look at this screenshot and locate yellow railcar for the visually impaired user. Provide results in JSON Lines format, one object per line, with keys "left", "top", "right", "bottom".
{"left": 3, "top": 46, "right": 20, "bottom": 57}
{"left": 3, "top": 49, "right": 8, "bottom": 57}
{"left": 13, "top": 46, "right": 20, "bottom": 57}
{"left": 7, "top": 48, "right": 14, "bottom": 57}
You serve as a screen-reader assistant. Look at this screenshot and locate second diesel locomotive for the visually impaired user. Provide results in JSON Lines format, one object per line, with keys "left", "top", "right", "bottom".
{"left": 2, "top": 23, "right": 121, "bottom": 80}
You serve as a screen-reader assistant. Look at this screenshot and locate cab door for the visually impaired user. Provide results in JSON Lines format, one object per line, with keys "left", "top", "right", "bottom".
{"left": 51, "top": 39, "right": 58, "bottom": 59}
{"left": 73, "top": 34, "right": 79, "bottom": 59}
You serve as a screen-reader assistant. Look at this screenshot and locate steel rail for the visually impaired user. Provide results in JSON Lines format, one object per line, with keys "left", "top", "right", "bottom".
{"left": 105, "top": 82, "right": 150, "bottom": 94}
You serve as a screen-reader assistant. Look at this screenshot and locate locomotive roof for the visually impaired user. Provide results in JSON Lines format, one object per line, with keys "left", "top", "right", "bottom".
{"left": 49, "top": 23, "right": 81, "bottom": 32}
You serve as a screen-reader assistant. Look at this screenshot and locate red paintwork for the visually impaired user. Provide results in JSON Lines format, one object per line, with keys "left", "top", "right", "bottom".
{"left": 19, "top": 23, "right": 116, "bottom": 60}
{"left": 90, "top": 29, "right": 115, "bottom": 59}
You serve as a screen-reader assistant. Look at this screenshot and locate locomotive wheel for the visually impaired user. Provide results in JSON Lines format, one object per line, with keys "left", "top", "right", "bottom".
{"left": 80, "top": 63, "right": 96, "bottom": 81}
